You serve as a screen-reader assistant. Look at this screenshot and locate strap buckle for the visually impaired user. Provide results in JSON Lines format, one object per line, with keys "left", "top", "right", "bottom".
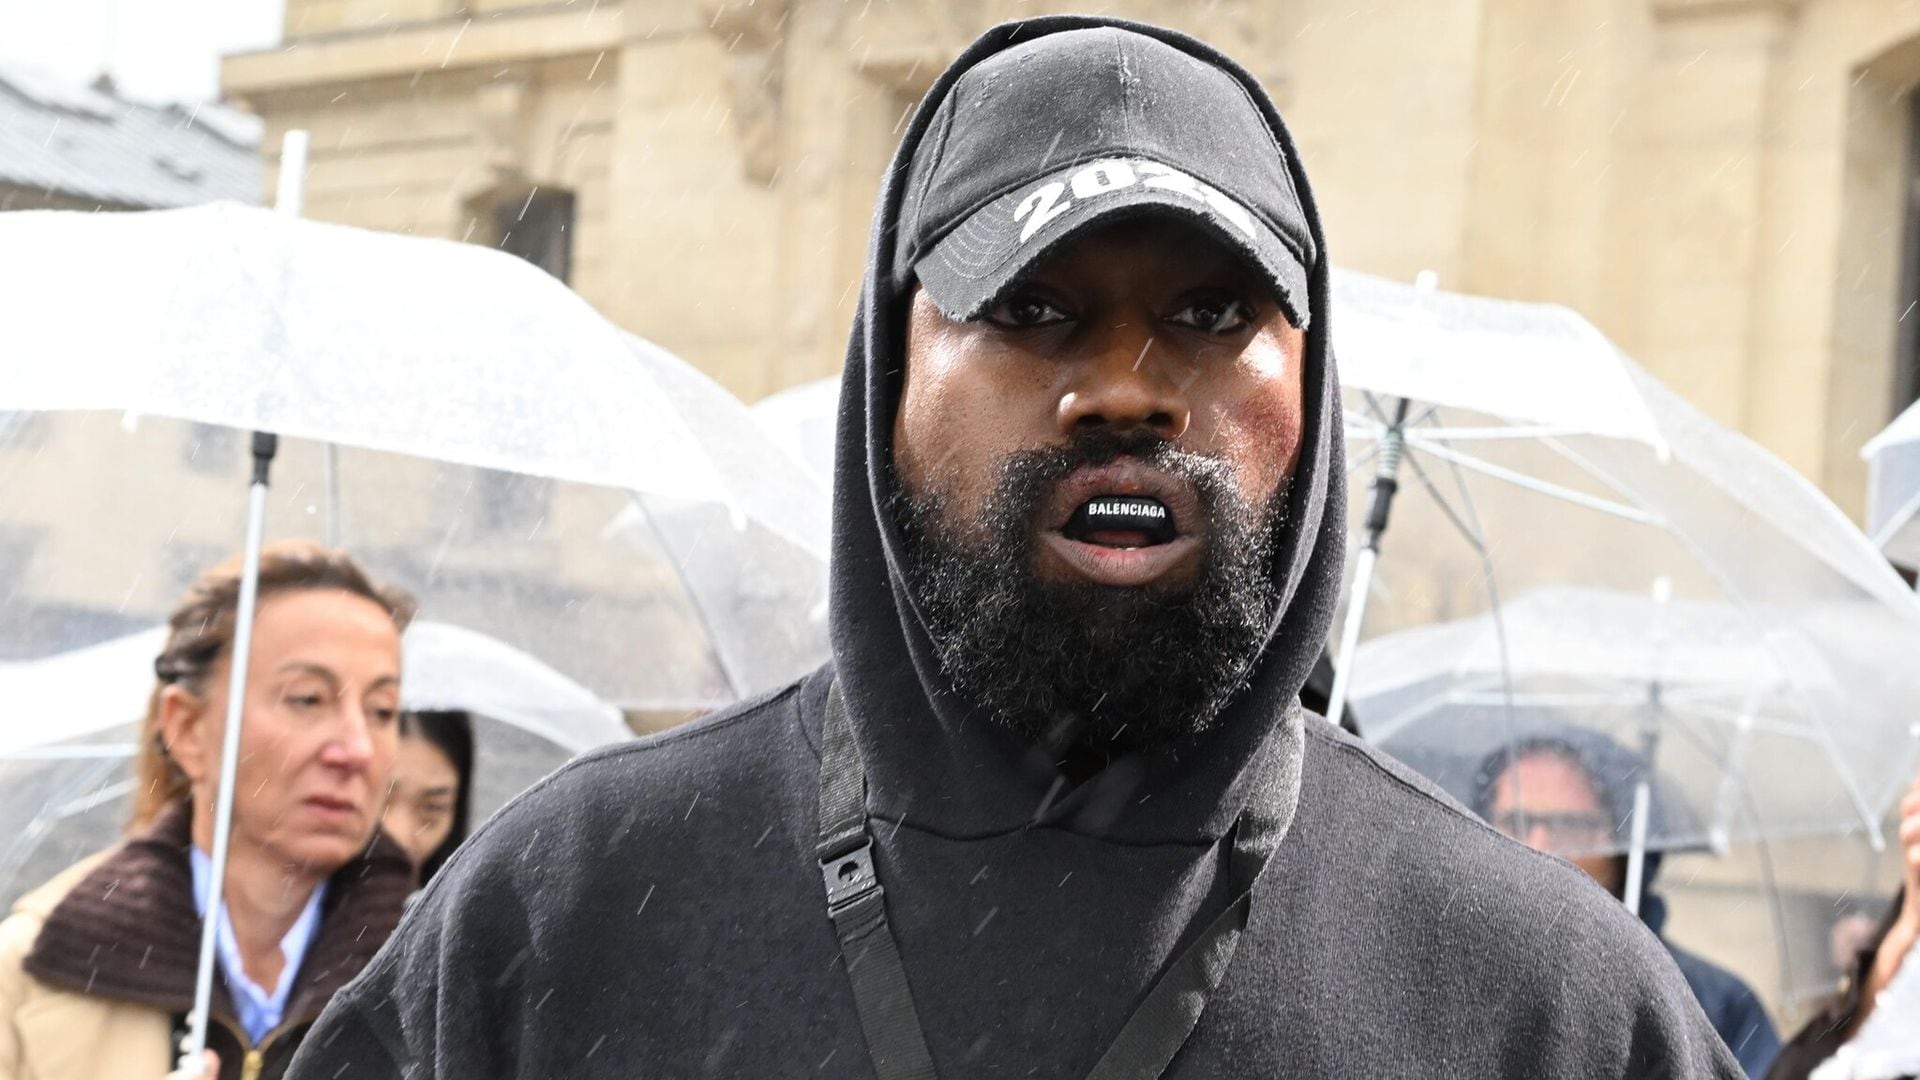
{"left": 821, "top": 838, "right": 880, "bottom": 912}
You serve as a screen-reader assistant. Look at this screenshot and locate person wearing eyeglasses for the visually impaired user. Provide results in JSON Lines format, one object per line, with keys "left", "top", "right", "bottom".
{"left": 1472, "top": 733, "right": 1780, "bottom": 1078}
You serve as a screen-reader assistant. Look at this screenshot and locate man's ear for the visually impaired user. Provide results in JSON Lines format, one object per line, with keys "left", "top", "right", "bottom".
{"left": 157, "top": 684, "right": 209, "bottom": 788}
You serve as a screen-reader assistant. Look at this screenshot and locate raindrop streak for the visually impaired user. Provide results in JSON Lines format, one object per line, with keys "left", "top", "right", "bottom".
{"left": 635, "top": 882, "right": 657, "bottom": 916}
{"left": 440, "top": 18, "right": 471, "bottom": 68}
{"left": 973, "top": 907, "right": 999, "bottom": 936}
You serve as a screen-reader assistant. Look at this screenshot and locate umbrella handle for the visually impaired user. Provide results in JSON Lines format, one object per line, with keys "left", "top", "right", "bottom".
{"left": 1327, "top": 397, "right": 1412, "bottom": 733}
{"left": 1362, "top": 399, "right": 1411, "bottom": 545}
{"left": 1622, "top": 780, "right": 1652, "bottom": 917}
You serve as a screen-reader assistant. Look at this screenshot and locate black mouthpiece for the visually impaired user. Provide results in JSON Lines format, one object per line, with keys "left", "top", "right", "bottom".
{"left": 1064, "top": 495, "right": 1176, "bottom": 545}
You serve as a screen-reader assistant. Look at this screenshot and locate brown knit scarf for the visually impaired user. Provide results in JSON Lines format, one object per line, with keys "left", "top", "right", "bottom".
{"left": 22, "top": 799, "right": 413, "bottom": 1028}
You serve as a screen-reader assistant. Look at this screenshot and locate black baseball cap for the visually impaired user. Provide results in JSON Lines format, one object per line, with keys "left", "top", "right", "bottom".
{"left": 894, "top": 25, "right": 1315, "bottom": 330}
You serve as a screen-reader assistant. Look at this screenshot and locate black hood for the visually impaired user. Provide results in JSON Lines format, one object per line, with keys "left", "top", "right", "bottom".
{"left": 826, "top": 15, "right": 1345, "bottom": 847}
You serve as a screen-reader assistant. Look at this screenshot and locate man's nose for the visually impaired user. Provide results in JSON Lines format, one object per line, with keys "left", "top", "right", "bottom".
{"left": 1056, "top": 321, "right": 1192, "bottom": 440}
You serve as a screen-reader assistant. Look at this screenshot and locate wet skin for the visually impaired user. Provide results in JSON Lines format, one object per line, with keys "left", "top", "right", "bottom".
{"left": 895, "top": 216, "right": 1308, "bottom": 589}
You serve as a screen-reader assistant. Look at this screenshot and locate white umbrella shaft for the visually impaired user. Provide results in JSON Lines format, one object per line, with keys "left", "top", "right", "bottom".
{"left": 1326, "top": 546, "right": 1378, "bottom": 731}
{"left": 1622, "top": 779, "right": 1652, "bottom": 917}
{"left": 180, "top": 478, "right": 270, "bottom": 1065}
{"left": 276, "top": 131, "right": 308, "bottom": 219}
{"left": 323, "top": 442, "right": 341, "bottom": 548}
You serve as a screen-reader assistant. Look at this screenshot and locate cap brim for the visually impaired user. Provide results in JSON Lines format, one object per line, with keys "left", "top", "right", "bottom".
{"left": 914, "top": 167, "right": 1311, "bottom": 331}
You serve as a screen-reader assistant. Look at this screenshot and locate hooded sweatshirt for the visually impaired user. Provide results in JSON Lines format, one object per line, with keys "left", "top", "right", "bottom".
{"left": 289, "top": 17, "right": 1742, "bottom": 1079}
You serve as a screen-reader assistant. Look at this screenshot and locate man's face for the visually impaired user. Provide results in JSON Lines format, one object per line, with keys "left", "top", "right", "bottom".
{"left": 1487, "top": 751, "right": 1624, "bottom": 894}
{"left": 892, "top": 216, "right": 1308, "bottom": 752}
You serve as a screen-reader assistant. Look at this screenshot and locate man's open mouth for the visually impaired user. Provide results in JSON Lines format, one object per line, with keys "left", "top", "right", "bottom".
{"left": 1061, "top": 495, "right": 1178, "bottom": 548}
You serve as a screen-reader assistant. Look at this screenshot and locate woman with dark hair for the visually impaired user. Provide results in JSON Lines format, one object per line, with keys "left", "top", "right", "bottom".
{"left": 0, "top": 540, "right": 417, "bottom": 1080}
{"left": 1765, "top": 771, "right": 1920, "bottom": 1080}
{"left": 383, "top": 710, "right": 475, "bottom": 888}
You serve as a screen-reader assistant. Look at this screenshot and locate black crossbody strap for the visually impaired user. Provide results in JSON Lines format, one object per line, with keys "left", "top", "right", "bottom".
{"left": 818, "top": 683, "right": 940, "bottom": 1080}
{"left": 818, "top": 681, "right": 1300, "bottom": 1080}
{"left": 1085, "top": 713, "right": 1298, "bottom": 1080}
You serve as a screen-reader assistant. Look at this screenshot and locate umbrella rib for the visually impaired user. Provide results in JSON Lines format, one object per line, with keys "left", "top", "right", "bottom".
{"left": 628, "top": 493, "right": 747, "bottom": 700}
{"left": 1402, "top": 434, "right": 1661, "bottom": 525}
{"left": 1868, "top": 484, "right": 1920, "bottom": 548}
{"left": 1535, "top": 434, "right": 1895, "bottom": 843}
{"left": 1401, "top": 447, "right": 1492, "bottom": 558}
{"left": 1419, "top": 421, "right": 1524, "bottom": 767}
{"left": 1399, "top": 424, "right": 1604, "bottom": 442}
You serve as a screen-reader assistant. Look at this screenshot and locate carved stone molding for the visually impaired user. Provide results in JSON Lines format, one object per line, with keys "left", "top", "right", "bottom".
{"left": 471, "top": 72, "right": 534, "bottom": 194}
{"left": 703, "top": 0, "right": 788, "bottom": 185}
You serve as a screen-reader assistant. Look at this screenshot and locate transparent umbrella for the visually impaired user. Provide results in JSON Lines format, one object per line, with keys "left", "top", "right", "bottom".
{"left": 0, "top": 197, "right": 830, "bottom": 1058}
{"left": 0, "top": 201, "right": 829, "bottom": 702}
{"left": 1862, "top": 401, "right": 1920, "bottom": 569}
{"left": 752, "top": 374, "right": 842, "bottom": 486}
{"left": 1330, "top": 268, "right": 1920, "bottom": 869}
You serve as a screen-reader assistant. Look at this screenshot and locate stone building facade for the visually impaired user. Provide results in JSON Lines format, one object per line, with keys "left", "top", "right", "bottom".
{"left": 221, "top": 0, "right": 1920, "bottom": 518}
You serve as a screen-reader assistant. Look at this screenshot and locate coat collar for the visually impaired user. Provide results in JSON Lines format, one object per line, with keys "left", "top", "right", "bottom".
{"left": 23, "top": 800, "right": 412, "bottom": 1027}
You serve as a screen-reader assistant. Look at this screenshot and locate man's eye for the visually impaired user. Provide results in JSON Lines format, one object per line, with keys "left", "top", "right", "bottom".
{"left": 1167, "top": 297, "right": 1254, "bottom": 334}
{"left": 983, "top": 293, "right": 1072, "bottom": 329}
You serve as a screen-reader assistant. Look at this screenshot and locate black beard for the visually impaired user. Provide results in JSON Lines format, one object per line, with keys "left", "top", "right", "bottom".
{"left": 893, "top": 430, "right": 1287, "bottom": 757}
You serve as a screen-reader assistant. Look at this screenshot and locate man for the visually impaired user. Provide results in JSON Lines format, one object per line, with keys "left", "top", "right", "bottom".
{"left": 1473, "top": 733, "right": 1781, "bottom": 1076}
{"left": 290, "top": 17, "right": 1739, "bottom": 1077}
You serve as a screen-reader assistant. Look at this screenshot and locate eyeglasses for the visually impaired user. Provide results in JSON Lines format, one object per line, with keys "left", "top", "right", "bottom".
{"left": 1491, "top": 810, "right": 1615, "bottom": 852}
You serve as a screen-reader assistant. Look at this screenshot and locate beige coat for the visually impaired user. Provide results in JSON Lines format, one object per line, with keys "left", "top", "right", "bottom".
{"left": 0, "top": 854, "right": 174, "bottom": 1080}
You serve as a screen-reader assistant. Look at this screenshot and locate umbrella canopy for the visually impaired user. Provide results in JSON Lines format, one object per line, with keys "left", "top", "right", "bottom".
{"left": 1862, "top": 400, "right": 1920, "bottom": 568}
{"left": 0, "top": 203, "right": 830, "bottom": 703}
{"left": 0, "top": 201, "right": 824, "bottom": 558}
{"left": 1332, "top": 268, "right": 1920, "bottom": 849}
{"left": 752, "top": 375, "right": 841, "bottom": 486}
{"left": 1351, "top": 585, "right": 1874, "bottom": 851}
{"left": 0, "top": 195, "right": 832, "bottom": 1062}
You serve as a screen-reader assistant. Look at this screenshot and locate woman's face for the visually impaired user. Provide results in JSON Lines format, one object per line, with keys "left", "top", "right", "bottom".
{"left": 383, "top": 732, "right": 461, "bottom": 873}
{"left": 161, "top": 588, "right": 403, "bottom": 877}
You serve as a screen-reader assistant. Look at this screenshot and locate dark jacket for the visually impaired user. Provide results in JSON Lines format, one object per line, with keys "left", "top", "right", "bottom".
{"left": 1644, "top": 894, "right": 1781, "bottom": 1077}
{"left": 1765, "top": 888, "right": 1910, "bottom": 1080}
{"left": 1471, "top": 731, "right": 1781, "bottom": 1077}
{"left": 3, "top": 800, "right": 410, "bottom": 1080}
{"left": 289, "top": 15, "right": 1741, "bottom": 1079}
